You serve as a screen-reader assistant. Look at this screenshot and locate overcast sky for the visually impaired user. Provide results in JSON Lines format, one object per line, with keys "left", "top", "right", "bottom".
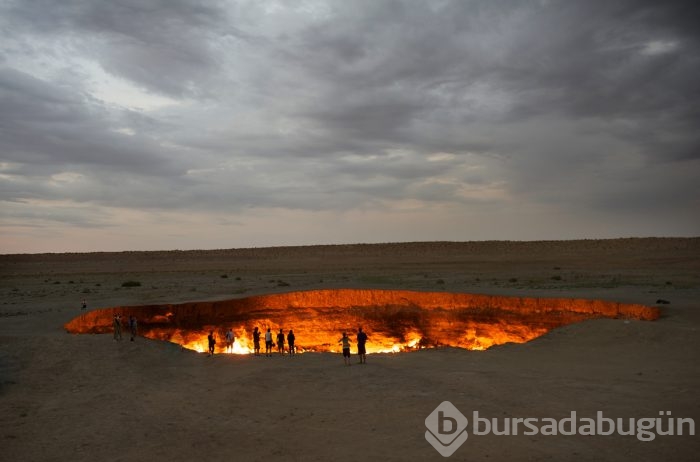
{"left": 1, "top": 0, "right": 698, "bottom": 253}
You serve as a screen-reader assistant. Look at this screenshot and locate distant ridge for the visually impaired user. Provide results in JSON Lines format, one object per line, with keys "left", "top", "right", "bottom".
{"left": 1, "top": 237, "right": 698, "bottom": 259}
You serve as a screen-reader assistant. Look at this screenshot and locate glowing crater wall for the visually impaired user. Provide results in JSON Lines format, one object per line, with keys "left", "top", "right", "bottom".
{"left": 64, "top": 289, "right": 659, "bottom": 353}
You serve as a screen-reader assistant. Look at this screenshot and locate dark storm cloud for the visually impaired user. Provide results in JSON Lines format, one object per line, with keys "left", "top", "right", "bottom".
{"left": 286, "top": 0, "right": 700, "bottom": 219}
{"left": 285, "top": 1, "right": 700, "bottom": 159}
{"left": 0, "top": 67, "right": 185, "bottom": 176}
{"left": 2, "top": 0, "right": 233, "bottom": 97}
{"left": 0, "top": 0, "right": 698, "bottom": 238}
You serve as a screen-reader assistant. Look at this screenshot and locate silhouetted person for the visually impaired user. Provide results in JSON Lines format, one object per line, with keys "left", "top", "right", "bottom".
{"left": 225, "top": 329, "right": 235, "bottom": 353}
{"left": 81, "top": 299, "right": 87, "bottom": 310}
{"left": 277, "top": 329, "right": 285, "bottom": 355}
{"left": 129, "top": 316, "right": 138, "bottom": 341}
{"left": 265, "top": 328, "right": 273, "bottom": 357}
{"left": 338, "top": 332, "right": 352, "bottom": 366}
{"left": 207, "top": 331, "right": 216, "bottom": 356}
{"left": 253, "top": 327, "right": 261, "bottom": 356}
{"left": 357, "top": 327, "right": 369, "bottom": 364}
{"left": 113, "top": 315, "right": 122, "bottom": 341}
{"left": 287, "top": 330, "right": 296, "bottom": 356}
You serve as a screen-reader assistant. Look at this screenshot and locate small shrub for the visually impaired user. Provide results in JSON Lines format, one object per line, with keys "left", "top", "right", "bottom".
{"left": 235, "top": 276, "right": 241, "bottom": 281}
{"left": 509, "top": 278, "right": 518, "bottom": 283}
{"left": 221, "top": 274, "right": 228, "bottom": 279}
{"left": 277, "top": 280, "right": 290, "bottom": 287}
{"left": 436, "top": 279, "right": 445, "bottom": 285}
{"left": 121, "top": 280, "right": 142, "bottom": 288}
{"left": 551, "top": 275, "right": 562, "bottom": 281}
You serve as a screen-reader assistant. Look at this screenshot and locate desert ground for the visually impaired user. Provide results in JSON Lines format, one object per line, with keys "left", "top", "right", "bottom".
{"left": 1, "top": 238, "right": 699, "bottom": 461}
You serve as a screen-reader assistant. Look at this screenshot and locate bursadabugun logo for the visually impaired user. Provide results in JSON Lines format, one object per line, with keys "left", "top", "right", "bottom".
{"left": 425, "top": 402, "right": 696, "bottom": 457}
{"left": 424, "top": 401, "right": 469, "bottom": 457}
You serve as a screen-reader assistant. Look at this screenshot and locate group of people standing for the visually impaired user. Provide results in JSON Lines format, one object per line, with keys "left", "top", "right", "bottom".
{"left": 339, "top": 327, "right": 369, "bottom": 366}
{"left": 252, "top": 327, "right": 296, "bottom": 357}
{"left": 207, "top": 326, "right": 370, "bottom": 364}
{"left": 207, "top": 327, "right": 297, "bottom": 357}
{"left": 112, "top": 314, "right": 138, "bottom": 342}
{"left": 113, "top": 316, "right": 369, "bottom": 363}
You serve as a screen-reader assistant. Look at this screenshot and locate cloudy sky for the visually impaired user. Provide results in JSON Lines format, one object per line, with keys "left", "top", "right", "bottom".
{"left": 1, "top": 0, "right": 698, "bottom": 253}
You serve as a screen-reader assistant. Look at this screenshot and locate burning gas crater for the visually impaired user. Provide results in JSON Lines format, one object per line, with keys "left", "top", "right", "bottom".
{"left": 65, "top": 289, "right": 659, "bottom": 354}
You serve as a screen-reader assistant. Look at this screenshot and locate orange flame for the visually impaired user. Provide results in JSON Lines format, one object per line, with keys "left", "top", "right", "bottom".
{"left": 64, "top": 289, "right": 660, "bottom": 355}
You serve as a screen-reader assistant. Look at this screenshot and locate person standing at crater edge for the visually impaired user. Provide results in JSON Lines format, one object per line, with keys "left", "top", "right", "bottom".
{"left": 287, "top": 329, "right": 296, "bottom": 356}
{"left": 253, "top": 327, "right": 261, "bottom": 356}
{"left": 207, "top": 331, "right": 216, "bottom": 356}
{"left": 129, "top": 315, "right": 138, "bottom": 341}
{"left": 113, "top": 314, "right": 122, "bottom": 341}
{"left": 276, "top": 328, "right": 285, "bottom": 355}
{"left": 357, "top": 327, "right": 369, "bottom": 364}
{"left": 265, "top": 328, "right": 274, "bottom": 357}
{"left": 225, "top": 328, "right": 235, "bottom": 353}
{"left": 338, "top": 332, "right": 352, "bottom": 366}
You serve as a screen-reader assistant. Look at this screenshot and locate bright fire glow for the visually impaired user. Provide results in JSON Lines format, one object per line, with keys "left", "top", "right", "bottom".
{"left": 145, "top": 323, "right": 551, "bottom": 355}
{"left": 64, "top": 289, "right": 660, "bottom": 356}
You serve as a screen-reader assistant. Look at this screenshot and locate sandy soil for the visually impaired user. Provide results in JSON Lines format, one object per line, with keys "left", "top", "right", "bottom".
{"left": 1, "top": 238, "right": 699, "bottom": 461}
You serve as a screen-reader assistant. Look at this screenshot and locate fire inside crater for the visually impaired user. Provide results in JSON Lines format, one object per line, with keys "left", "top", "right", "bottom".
{"left": 64, "top": 289, "right": 659, "bottom": 354}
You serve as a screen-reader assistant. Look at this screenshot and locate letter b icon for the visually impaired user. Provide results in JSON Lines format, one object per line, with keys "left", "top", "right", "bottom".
{"left": 439, "top": 411, "right": 458, "bottom": 435}
{"left": 425, "top": 402, "right": 469, "bottom": 457}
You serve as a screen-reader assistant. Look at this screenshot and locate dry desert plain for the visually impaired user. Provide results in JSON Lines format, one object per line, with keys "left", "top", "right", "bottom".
{"left": 1, "top": 238, "right": 699, "bottom": 461}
